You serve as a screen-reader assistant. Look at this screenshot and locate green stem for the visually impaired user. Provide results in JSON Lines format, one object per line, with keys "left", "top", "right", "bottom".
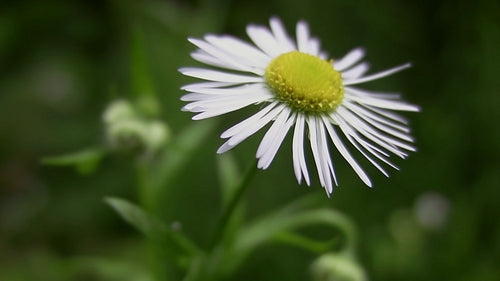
{"left": 209, "top": 158, "right": 258, "bottom": 250}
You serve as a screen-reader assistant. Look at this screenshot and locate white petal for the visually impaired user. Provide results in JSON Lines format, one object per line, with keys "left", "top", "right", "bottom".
{"left": 184, "top": 83, "right": 269, "bottom": 95}
{"left": 307, "top": 116, "right": 335, "bottom": 195}
{"left": 341, "top": 62, "right": 370, "bottom": 79}
{"left": 307, "top": 37, "right": 321, "bottom": 56}
{"left": 333, "top": 112, "right": 399, "bottom": 170}
{"left": 185, "top": 90, "right": 272, "bottom": 112}
{"left": 345, "top": 88, "right": 420, "bottom": 112}
{"left": 204, "top": 35, "right": 271, "bottom": 69}
{"left": 307, "top": 116, "right": 325, "bottom": 188}
{"left": 331, "top": 113, "right": 394, "bottom": 176}
{"left": 345, "top": 86, "right": 402, "bottom": 100}
{"left": 269, "top": 17, "right": 296, "bottom": 52}
{"left": 189, "top": 92, "right": 272, "bottom": 120}
{"left": 343, "top": 63, "right": 412, "bottom": 85}
{"left": 333, "top": 48, "right": 365, "bottom": 71}
{"left": 295, "top": 20, "right": 321, "bottom": 55}
{"left": 363, "top": 105, "right": 409, "bottom": 124}
{"left": 257, "top": 110, "right": 295, "bottom": 169}
{"left": 179, "top": 67, "right": 264, "bottom": 83}
{"left": 343, "top": 101, "right": 410, "bottom": 133}
{"left": 256, "top": 107, "right": 290, "bottom": 158}
{"left": 337, "top": 107, "right": 415, "bottom": 156}
{"left": 296, "top": 20, "right": 310, "bottom": 54}
{"left": 322, "top": 115, "right": 372, "bottom": 187}
{"left": 315, "top": 118, "right": 338, "bottom": 188}
{"left": 317, "top": 117, "right": 336, "bottom": 192}
{"left": 220, "top": 102, "right": 277, "bottom": 138}
{"left": 181, "top": 81, "right": 236, "bottom": 91}
{"left": 217, "top": 103, "right": 284, "bottom": 153}
{"left": 180, "top": 93, "right": 208, "bottom": 101}
{"left": 319, "top": 51, "right": 329, "bottom": 60}
{"left": 189, "top": 38, "right": 259, "bottom": 74}
{"left": 292, "top": 113, "right": 310, "bottom": 185}
{"left": 247, "top": 24, "right": 284, "bottom": 57}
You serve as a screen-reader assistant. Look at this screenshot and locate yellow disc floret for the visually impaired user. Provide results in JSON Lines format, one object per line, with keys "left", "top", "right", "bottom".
{"left": 265, "top": 51, "right": 344, "bottom": 112}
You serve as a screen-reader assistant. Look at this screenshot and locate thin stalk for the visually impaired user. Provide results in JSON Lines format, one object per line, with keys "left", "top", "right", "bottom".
{"left": 209, "top": 159, "right": 258, "bottom": 250}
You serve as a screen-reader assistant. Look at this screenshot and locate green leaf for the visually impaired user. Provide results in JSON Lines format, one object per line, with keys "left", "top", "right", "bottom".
{"left": 131, "top": 26, "right": 154, "bottom": 99}
{"left": 105, "top": 197, "right": 160, "bottom": 237}
{"left": 235, "top": 208, "right": 356, "bottom": 254}
{"left": 223, "top": 206, "right": 357, "bottom": 273}
{"left": 130, "top": 26, "right": 160, "bottom": 118}
{"left": 149, "top": 119, "right": 217, "bottom": 194}
{"left": 41, "top": 147, "right": 107, "bottom": 174}
{"left": 216, "top": 153, "right": 240, "bottom": 207}
{"left": 105, "top": 197, "right": 201, "bottom": 265}
{"left": 272, "top": 231, "right": 340, "bottom": 253}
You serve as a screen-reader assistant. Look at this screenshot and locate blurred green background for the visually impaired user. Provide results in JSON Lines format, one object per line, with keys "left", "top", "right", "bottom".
{"left": 1, "top": 0, "right": 499, "bottom": 280}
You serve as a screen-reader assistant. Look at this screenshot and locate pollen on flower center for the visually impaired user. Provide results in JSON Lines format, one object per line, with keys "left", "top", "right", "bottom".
{"left": 265, "top": 51, "right": 344, "bottom": 112}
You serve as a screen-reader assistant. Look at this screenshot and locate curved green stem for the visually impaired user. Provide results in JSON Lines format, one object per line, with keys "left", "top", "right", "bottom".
{"left": 209, "top": 158, "right": 258, "bottom": 250}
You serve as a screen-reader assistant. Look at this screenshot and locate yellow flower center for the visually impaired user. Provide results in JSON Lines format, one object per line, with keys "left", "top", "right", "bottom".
{"left": 265, "top": 51, "right": 344, "bottom": 112}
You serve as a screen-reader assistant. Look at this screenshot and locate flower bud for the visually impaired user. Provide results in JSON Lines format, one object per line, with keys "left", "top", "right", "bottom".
{"left": 311, "top": 253, "right": 368, "bottom": 281}
{"left": 103, "top": 99, "right": 169, "bottom": 153}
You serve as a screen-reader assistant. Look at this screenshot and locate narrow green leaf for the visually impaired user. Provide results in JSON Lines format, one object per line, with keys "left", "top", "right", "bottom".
{"left": 105, "top": 197, "right": 159, "bottom": 237}
{"left": 105, "top": 197, "right": 201, "bottom": 262}
{"left": 216, "top": 153, "right": 240, "bottom": 207}
{"left": 131, "top": 26, "right": 154, "bottom": 98}
{"left": 272, "top": 231, "right": 340, "bottom": 253}
{"left": 236, "top": 208, "right": 356, "bottom": 252}
{"left": 41, "top": 147, "right": 107, "bottom": 174}
{"left": 151, "top": 119, "right": 217, "bottom": 191}
{"left": 230, "top": 208, "right": 357, "bottom": 270}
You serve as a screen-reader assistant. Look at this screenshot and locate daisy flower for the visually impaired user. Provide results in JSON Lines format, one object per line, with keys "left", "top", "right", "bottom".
{"left": 180, "top": 17, "right": 419, "bottom": 195}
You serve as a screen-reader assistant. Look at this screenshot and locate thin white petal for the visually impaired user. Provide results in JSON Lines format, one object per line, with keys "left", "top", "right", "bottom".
{"left": 332, "top": 113, "right": 394, "bottom": 176}
{"left": 269, "top": 17, "right": 296, "bottom": 52}
{"left": 189, "top": 38, "right": 258, "bottom": 74}
{"left": 189, "top": 92, "right": 272, "bottom": 120}
{"left": 180, "top": 93, "right": 208, "bottom": 101}
{"left": 333, "top": 113, "right": 398, "bottom": 171}
{"left": 343, "top": 101, "right": 410, "bottom": 133}
{"left": 363, "top": 105, "right": 410, "bottom": 124}
{"left": 337, "top": 107, "right": 407, "bottom": 157}
{"left": 256, "top": 107, "right": 290, "bottom": 158}
{"left": 292, "top": 113, "right": 310, "bottom": 185}
{"left": 343, "top": 63, "right": 412, "bottom": 85}
{"left": 319, "top": 51, "right": 329, "bottom": 60}
{"left": 345, "top": 86, "right": 402, "bottom": 100}
{"left": 337, "top": 107, "right": 415, "bottom": 155}
{"left": 317, "top": 118, "right": 336, "bottom": 192}
{"left": 257, "top": 110, "right": 295, "bottom": 169}
{"left": 333, "top": 48, "right": 365, "bottom": 71}
{"left": 346, "top": 88, "right": 420, "bottom": 112}
{"left": 184, "top": 83, "right": 269, "bottom": 95}
{"left": 204, "top": 35, "right": 271, "bottom": 66}
{"left": 185, "top": 90, "right": 272, "bottom": 112}
{"left": 217, "top": 103, "right": 285, "bottom": 153}
{"left": 220, "top": 102, "right": 277, "bottom": 138}
{"left": 181, "top": 81, "right": 236, "bottom": 91}
{"left": 247, "top": 24, "right": 284, "bottom": 57}
{"left": 307, "top": 116, "right": 326, "bottom": 188}
{"left": 296, "top": 20, "right": 310, "bottom": 54}
{"left": 179, "top": 67, "right": 264, "bottom": 83}
{"left": 307, "top": 38, "right": 321, "bottom": 56}
{"left": 342, "top": 62, "right": 370, "bottom": 79}
{"left": 307, "top": 116, "right": 335, "bottom": 195}
{"left": 322, "top": 115, "right": 372, "bottom": 187}
{"left": 191, "top": 51, "right": 236, "bottom": 70}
